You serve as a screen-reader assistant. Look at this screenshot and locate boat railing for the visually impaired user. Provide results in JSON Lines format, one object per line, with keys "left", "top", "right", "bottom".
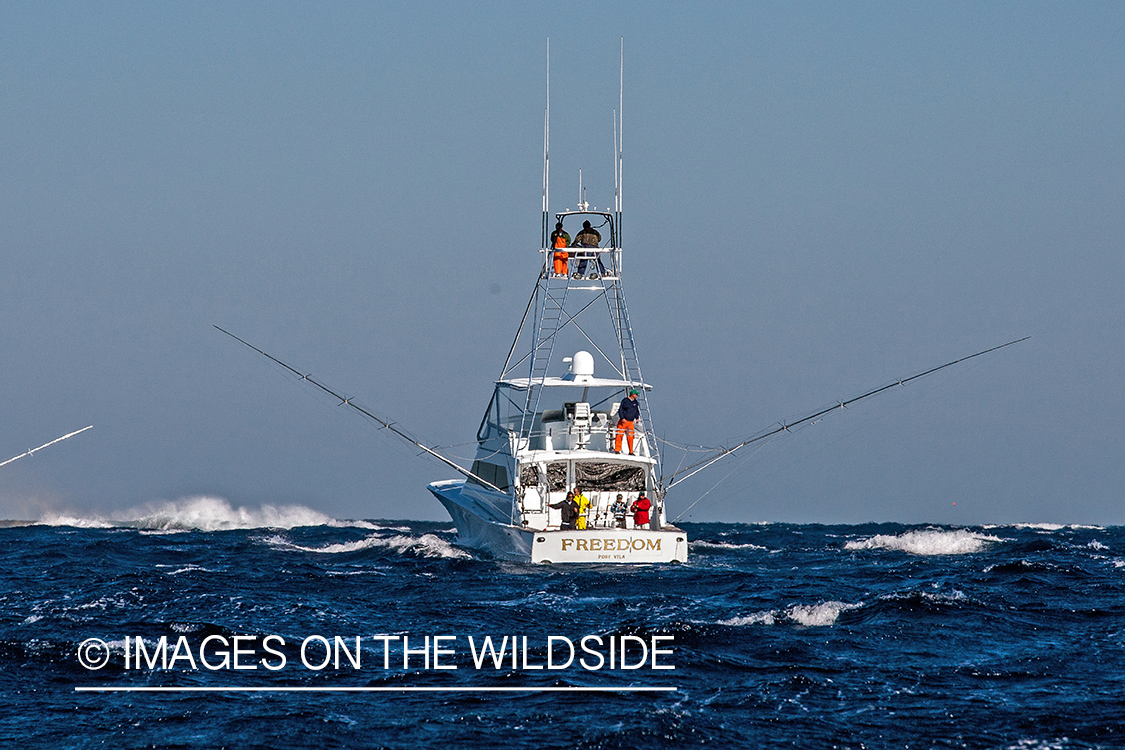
{"left": 529, "top": 488, "right": 653, "bottom": 532}
{"left": 540, "top": 246, "right": 620, "bottom": 280}
{"left": 489, "top": 415, "right": 651, "bottom": 455}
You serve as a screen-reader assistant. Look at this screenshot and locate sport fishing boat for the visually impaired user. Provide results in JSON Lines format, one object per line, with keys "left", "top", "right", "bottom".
{"left": 424, "top": 45, "right": 687, "bottom": 563}
{"left": 427, "top": 202, "right": 688, "bottom": 563}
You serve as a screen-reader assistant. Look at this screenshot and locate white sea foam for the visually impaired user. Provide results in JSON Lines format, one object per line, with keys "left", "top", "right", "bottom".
{"left": 691, "top": 541, "right": 767, "bottom": 551}
{"left": 982, "top": 523, "right": 1104, "bottom": 532}
{"left": 264, "top": 535, "right": 386, "bottom": 554}
{"left": 126, "top": 497, "right": 335, "bottom": 530}
{"left": 365, "top": 533, "right": 471, "bottom": 559}
{"left": 1005, "top": 739, "right": 1072, "bottom": 750}
{"left": 266, "top": 532, "right": 471, "bottom": 560}
{"left": 35, "top": 513, "right": 115, "bottom": 529}
{"left": 36, "top": 496, "right": 348, "bottom": 531}
{"left": 845, "top": 529, "right": 1003, "bottom": 556}
{"left": 720, "top": 600, "right": 861, "bottom": 628}
{"left": 163, "top": 565, "right": 214, "bottom": 575}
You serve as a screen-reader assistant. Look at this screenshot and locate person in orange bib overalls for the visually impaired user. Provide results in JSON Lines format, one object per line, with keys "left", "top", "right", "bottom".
{"left": 550, "top": 221, "right": 570, "bottom": 276}
{"left": 615, "top": 389, "right": 640, "bottom": 454}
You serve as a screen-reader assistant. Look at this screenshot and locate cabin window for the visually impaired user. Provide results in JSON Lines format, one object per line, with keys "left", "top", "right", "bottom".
{"left": 469, "top": 460, "right": 511, "bottom": 491}
{"left": 519, "top": 464, "right": 540, "bottom": 488}
{"left": 545, "top": 462, "right": 568, "bottom": 491}
{"left": 574, "top": 462, "right": 645, "bottom": 491}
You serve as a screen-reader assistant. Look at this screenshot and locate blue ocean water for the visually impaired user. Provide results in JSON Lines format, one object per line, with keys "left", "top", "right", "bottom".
{"left": 2, "top": 499, "right": 1123, "bottom": 749}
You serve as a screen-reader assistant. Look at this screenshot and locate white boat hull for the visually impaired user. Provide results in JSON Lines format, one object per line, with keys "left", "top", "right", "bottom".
{"left": 428, "top": 480, "right": 687, "bottom": 564}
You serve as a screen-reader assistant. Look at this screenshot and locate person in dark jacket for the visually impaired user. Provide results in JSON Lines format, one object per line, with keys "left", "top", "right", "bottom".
{"left": 631, "top": 494, "right": 651, "bottom": 527}
{"left": 573, "top": 220, "right": 605, "bottom": 277}
{"left": 549, "top": 491, "right": 579, "bottom": 530}
{"left": 614, "top": 389, "right": 641, "bottom": 454}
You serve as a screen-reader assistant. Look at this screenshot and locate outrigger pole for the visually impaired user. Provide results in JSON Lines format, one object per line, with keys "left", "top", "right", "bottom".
{"left": 0, "top": 425, "right": 92, "bottom": 469}
{"left": 214, "top": 327, "right": 506, "bottom": 494}
{"left": 662, "top": 337, "right": 1030, "bottom": 492}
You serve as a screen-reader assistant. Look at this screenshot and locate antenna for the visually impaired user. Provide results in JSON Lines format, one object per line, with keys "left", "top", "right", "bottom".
{"left": 542, "top": 38, "right": 550, "bottom": 260}
{"left": 616, "top": 38, "right": 625, "bottom": 235}
{"left": 618, "top": 38, "right": 624, "bottom": 265}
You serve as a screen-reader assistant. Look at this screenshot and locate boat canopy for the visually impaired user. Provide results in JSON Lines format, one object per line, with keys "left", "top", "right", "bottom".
{"left": 496, "top": 376, "right": 651, "bottom": 390}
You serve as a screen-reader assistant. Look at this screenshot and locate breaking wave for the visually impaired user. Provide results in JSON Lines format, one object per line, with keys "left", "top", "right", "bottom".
{"left": 845, "top": 528, "right": 1003, "bottom": 556}
{"left": 34, "top": 496, "right": 360, "bottom": 531}
{"left": 691, "top": 540, "right": 768, "bottom": 551}
{"left": 720, "top": 600, "right": 861, "bottom": 627}
{"left": 264, "top": 532, "right": 471, "bottom": 560}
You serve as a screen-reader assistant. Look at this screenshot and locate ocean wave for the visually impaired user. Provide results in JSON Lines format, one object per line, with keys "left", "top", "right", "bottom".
{"left": 845, "top": 529, "right": 1003, "bottom": 556}
{"left": 720, "top": 600, "right": 861, "bottom": 627}
{"left": 690, "top": 541, "right": 767, "bottom": 551}
{"left": 1005, "top": 740, "right": 1076, "bottom": 750}
{"left": 33, "top": 496, "right": 360, "bottom": 531}
{"left": 982, "top": 523, "right": 1105, "bottom": 532}
{"left": 262, "top": 534, "right": 387, "bottom": 554}
{"left": 155, "top": 564, "right": 215, "bottom": 575}
{"left": 264, "top": 532, "right": 471, "bottom": 560}
{"left": 35, "top": 514, "right": 116, "bottom": 529}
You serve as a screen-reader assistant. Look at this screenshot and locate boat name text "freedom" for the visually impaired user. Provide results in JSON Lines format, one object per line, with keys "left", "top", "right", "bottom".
{"left": 560, "top": 538, "right": 661, "bottom": 552}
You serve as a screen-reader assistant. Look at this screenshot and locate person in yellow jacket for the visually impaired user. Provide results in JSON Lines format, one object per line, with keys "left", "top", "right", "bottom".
{"left": 572, "top": 486, "right": 591, "bottom": 530}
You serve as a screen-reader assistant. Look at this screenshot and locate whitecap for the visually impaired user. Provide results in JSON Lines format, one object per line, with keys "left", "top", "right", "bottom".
{"left": 720, "top": 600, "right": 861, "bottom": 628}
{"left": 718, "top": 611, "right": 777, "bottom": 626}
{"left": 265, "top": 532, "right": 471, "bottom": 560}
{"left": 365, "top": 533, "right": 472, "bottom": 560}
{"left": 36, "top": 496, "right": 339, "bottom": 531}
{"left": 1005, "top": 739, "right": 1073, "bottom": 750}
{"left": 35, "top": 513, "right": 115, "bottom": 529}
{"left": 845, "top": 529, "right": 1003, "bottom": 556}
{"left": 787, "top": 601, "right": 861, "bottom": 626}
{"left": 264, "top": 535, "right": 386, "bottom": 554}
{"left": 691, "top": 541, "right": 767, "bottom": 551}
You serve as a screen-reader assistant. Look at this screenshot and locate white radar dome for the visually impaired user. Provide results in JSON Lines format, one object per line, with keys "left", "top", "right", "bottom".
{"left": 569, "top": 350, "right": 595, "bottom": 380}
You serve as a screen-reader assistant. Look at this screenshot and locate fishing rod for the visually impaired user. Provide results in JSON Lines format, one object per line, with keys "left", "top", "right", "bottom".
{"left": 214, "top": 326, "right": 506, "bottom": 494}
{"left": 0, "top": 425, "right": 93, "bottom": 469}
{"left": 662, "top": 337, "right": 1029, "bottom": 493}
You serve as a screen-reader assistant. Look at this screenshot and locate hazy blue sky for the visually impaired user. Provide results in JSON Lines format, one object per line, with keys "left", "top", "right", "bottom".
{"left": 2, "top": 2, "right": 1122, "bottom": 525}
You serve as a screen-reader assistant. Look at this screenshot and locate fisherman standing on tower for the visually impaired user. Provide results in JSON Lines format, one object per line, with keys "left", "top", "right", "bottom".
{"left": 573, "top": 220, "right": 604, "bottom": 278}
{"left": 615, "top": 389, "right": 640, "bottom": 454}
{"left": 550, "top": 221, "right": 570, "bottom": 276}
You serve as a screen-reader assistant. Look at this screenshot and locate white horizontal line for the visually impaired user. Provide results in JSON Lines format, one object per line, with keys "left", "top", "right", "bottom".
{"left": 75, "top": 686, "right": 676, "bottom": 693}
